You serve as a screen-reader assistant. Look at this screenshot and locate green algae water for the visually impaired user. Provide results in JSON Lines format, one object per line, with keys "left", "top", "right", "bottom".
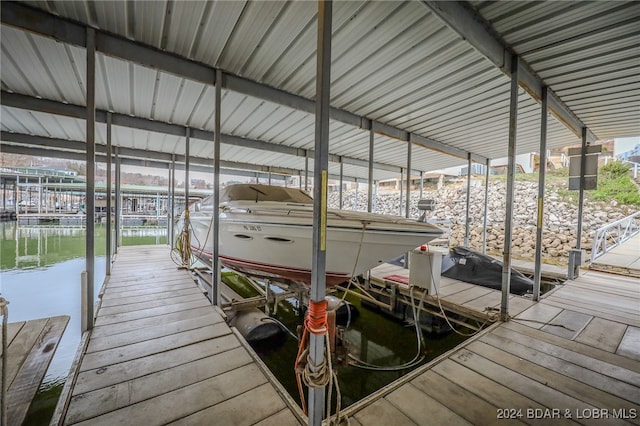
{"left": 0, "top": 221, "right": 167, "bottom": 425}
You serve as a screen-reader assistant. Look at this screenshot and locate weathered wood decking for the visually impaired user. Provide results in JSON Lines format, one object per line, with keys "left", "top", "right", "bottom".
{"left": 590, "top": 234, "right": 640, "bottom": 278}
{"left": 2, "top": 315, "right": 69, "bottom": 426}
{"left": 58, "top": 245, "right": 302, "bottom": 425}
{"left": 347, "top": 269, "right": 640, "bottom": 425}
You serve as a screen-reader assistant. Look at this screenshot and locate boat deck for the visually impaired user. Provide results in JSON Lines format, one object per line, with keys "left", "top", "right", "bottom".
{"left": 2, "top": 315, "right": 69, "bottom": 426}
{"left": 55, "top": 245, "right": 302, "bottom": 426}
{"left": 346, "top": 269, "right": 640, "bottom": 425}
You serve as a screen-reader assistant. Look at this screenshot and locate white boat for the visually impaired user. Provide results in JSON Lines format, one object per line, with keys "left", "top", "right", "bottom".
{"left": 188, "top": 184, "right": 443, "bottom": 288}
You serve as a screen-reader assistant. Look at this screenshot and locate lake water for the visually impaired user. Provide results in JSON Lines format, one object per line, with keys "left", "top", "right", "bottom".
{"left": 1, "top": 220, "right": 469, "bottom": 423}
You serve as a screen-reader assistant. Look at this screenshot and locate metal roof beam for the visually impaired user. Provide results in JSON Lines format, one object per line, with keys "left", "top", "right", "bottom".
{"left": 0, "top": 132, "right": 301, "bottom": 176}
{"left": 421, "top": 0, "right": 598, "bottom": 142}
{"left": 1, "top": 2, "right": 486, "bottom": 164}
{"left": 2, "top": 91, "right": 399, "bottom": 174}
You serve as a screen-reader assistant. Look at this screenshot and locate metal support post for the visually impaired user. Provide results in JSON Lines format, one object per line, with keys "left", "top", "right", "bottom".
{"left": 305, "top": 151, "right": 309, "bottom": 192}
{"left": 405, "top": 139, "right": 412, "bottom": 218}
{"left": 170, "top": 154, "right": 176, "bottom": 249}
{"left": 1, "top": 297, "right": 8, "bottom": 426}
{"left": 339, "top": 158, "right": 344, "bottom": 210}
{"left": 115, "top": 147, "right": 121, "bottom": 251}
{"left": 501, "top": 55, "right": 518, "bottom": 321}
{"left": 309, "top": 1, "right": 332, "bottom": 423}
{"left": 212, "top": 68, "right": 222, "bottom": 306}
{"left": 464, "top": 153, "right": 472, "bottom": 247}
{"left": 84, "top": 27, "right": 96, "bottom": 331}
{"left": 533, "top": 87, "right": 548, "bottom": 301}
{"left": 106, "top": 112, "right": 112, "bottom": 276}
{"left": 577, "top": 127, "right": 588, "bottom": 251}
{"left": 368, "top": 127, "right": 374, "bottom": 213}
{"left": 185, "top": 128, "right": 190, "bottom": 208}
{"left": 419, "top": 171, "right": 424, "bottom": 200}
{"left": 399, "top": 168, "right": 404, "bottom": 216}
{"left": 482, "top": 158, "right": 490, "bottom": 254}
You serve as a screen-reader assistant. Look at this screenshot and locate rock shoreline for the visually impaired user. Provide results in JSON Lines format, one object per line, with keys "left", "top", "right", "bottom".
{"left": 328, "top": 181, "right": 637, "bottom": 265}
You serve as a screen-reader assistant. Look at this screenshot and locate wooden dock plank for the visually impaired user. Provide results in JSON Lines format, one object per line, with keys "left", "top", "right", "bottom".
{"left": 93, "top": 299, "right": 209, "bottom": 327}
{"left": 6, "top": 316, "right": 69, "bottom": 426}
{"left": 352, "top": 397, "right": 418, "bottom": 426}
{"left": 66, "top": 346, "right": 254, "bottom": 424}
{"left": 513, "top": 303, "right": 564, "bottom": 329}
{"left": 450, "top": 348, "right": 621, "bottom": 426}
{"left": 168, "top": 382, "right": 290, "bottom": 426}
{"left": 540, "top": 309, "right": 592, "bottom": 340}
{"left": 89, "top": 306, "right": 215, "bottom": 339}
{"left": 574, "top": 318, "right": 628, "bottom": 353}
{"left": 411, "top": 371, "right": 526, "bottom": 426}
{"left": 86, "top": 312, "right": 224, "bottom": 353}
{"left": 618, "top": 327, "right": 640, "bottom": 362}
{"left": 487, "top": 328, "right": 640, "bottom": 400}
{"left": 432, "top": 359, "right": 552, "bottom": 426}
{"left": 467, "top": 340, "right": 640, "bottom": 425}
{"left": 5, "top": 317, "right": 49, "bottom": 386}
{"left": 79, "top": 321, "right": 231, "bottom": 372}
{"left": 100, "top": 280, "right": 196, "bottom": 299}
{"left": 503, "top": 321, "right": 640, "bottom": 373}
{"left": 74, "top": 335, "right": 242, "bottom": 395}
{"left": 542, "top": 296, "right": 640, "bottom": 328}
{"left": 72, "top": 363, "right": 268, "bottom": 426}
{"left": 97, "top": 292, "right": 205, "bottom": 315}
{"left": 385, "top": 382, "right": 472, "bottom": 425}
{"left": 251, "top": 408, "right": 304, "bottom": 426}
{"left": 99, "top": 286, "right": 202, "bottom": 307}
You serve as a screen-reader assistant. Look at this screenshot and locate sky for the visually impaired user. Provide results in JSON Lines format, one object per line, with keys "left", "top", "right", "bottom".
{"left": 614, "top": 137, "right": 640, "bottom": 156}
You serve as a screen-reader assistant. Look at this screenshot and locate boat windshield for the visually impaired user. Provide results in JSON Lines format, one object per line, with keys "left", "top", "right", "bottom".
{"left": 201, "top": 184, "right": 314, "bottom": 208}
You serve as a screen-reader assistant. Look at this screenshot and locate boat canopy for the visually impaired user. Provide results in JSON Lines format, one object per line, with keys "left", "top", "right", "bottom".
{"left": 205, "top": 184, "right": 314, "bottom": 206}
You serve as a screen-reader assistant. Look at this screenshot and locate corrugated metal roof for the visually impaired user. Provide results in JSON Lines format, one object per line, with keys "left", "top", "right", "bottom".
{"left": 2, "top": 0, "right": 638, "bottom": 183}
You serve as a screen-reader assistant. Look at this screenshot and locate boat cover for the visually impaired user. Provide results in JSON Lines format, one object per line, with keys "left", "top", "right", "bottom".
{"left": 441, "top": 246, "right": 533, "bottom": 295}
{"left": 220, "top": 184, "right": 314, "bottom": 204}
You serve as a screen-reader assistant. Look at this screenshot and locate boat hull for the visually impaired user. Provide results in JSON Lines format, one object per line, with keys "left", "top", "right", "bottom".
{"left": 189, "top": 204, "right": 441, "bottom": 287}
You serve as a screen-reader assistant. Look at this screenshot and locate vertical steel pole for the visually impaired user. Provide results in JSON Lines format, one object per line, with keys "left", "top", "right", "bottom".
{"left": 339, "top": 158, "right": 343, "bottom": 210}
{"left": 185, "top": 128, "right": 190, "bottom": 209}
{"left": 405, "top": 139, "right": 412, "bottom": 218}
{"left": 85, "top": 27, "right": 96, "bottom": 331}
{"left": 37, "top": 177, "right": 42, "bottom": 214}
{"left": 170, "top": 154, "right": 176, "bottom": 249}
{"left": 419, "top": 171, "right": 424, "bottom": 199}
{"left": 501, "top": 55, "right": 518, "bottom": 321}
{"left": 309, "top": 1, "right": 332, "bottom": 423}
{"left": 212, "top": 68, "right": 222, "bottom": 306}
{"left": 305, "top": 151, "right": 309, "bottom": 192}
{"left": 115, "top": 147, "right": 121, "bottom": 251}
{"left": 268, "top": 166, "right": 272, "bottom": 185}
{"left": 399, "top": 168, "right": 404, "bottom": 216}
{"left": 367, "top": 126, "right": 374, "bottom": 213}
{"left": 577, "top": 127, "right": 587, "bottom": 251}
{"left": 464, "top": 153, "right": 472, "bottom": 247}
{"left": 482, "top": 158, "right": 490, "bottom": 254}
{"left": 106, "top": 112, "right": 112, "bottom": 276}
{"left": 533, "top": 87, "right": 548, "bottom": 301}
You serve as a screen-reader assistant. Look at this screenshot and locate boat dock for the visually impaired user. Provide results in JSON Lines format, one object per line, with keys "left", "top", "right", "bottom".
{"left": 345, "top": 268, "right": 640, "bottom": 425}
{"left": 366, "top": 262, "right": 538, "bottom": 325}
{"left": 589, "top": 234, "right": 640, "bottom": 278}
{"left": 2, "top": 315, "right": 69, "bottom": 426}
{"left": 53, "top": 245, "right": 303, "bottom": 425}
